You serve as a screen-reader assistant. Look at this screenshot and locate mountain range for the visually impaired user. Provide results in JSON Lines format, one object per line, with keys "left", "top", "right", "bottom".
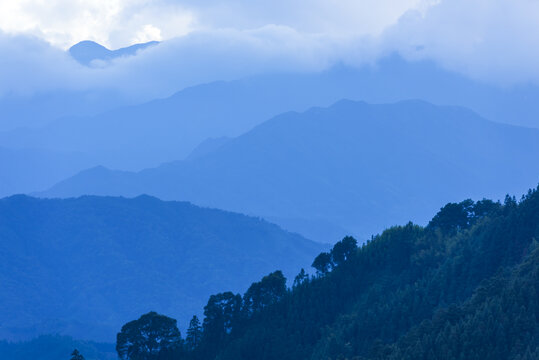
{"left": 39, "top": 100, "right": 539, "bottom": 241}
{"left": 0, "top": 195, "right": 324, "bottom": 342}
{"left": 3, "top": 53, "right": 539, "bottom": 198}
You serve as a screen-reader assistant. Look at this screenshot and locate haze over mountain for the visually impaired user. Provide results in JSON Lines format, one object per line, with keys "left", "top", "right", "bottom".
{"left": 2, "top": 2, "right": 538, "bottom": 359}
{"left": 0, "top": 195, "right": 324, "bottom": 342}
{"left": 0, "top": 147, "right": 96, "bottom": 198}
{"left": 0, "top": 40, "right": 159, "bottom": 132}
{"left": 2, "top": 55, "right": 539, "bottom": 176}
{"left": 0, "top": 89, "right": 132, "bottom": 132}
{"left": 41, "top": 100, "right": 539, "bottom": 242}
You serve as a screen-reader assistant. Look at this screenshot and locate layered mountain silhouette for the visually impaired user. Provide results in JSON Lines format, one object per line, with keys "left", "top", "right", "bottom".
{"left": 2, "top": 55, "right": 539, "bottom": 176}
{"left": 69, "top": 40, "right": 159, "bottom": 66}
{"left": 40, "top": 100, "right": 539, "bottom": 241}
{"left": 0, "top": 195, "right": 323, "bottom": 342}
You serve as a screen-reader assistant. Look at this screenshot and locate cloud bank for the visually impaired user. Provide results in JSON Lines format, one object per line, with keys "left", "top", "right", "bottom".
{"left": 0, "top": 0, "right": 538, "bottom": 104}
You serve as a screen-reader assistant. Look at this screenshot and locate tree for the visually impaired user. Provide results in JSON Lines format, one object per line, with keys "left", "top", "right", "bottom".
{"left": 243, "top": 271, "right": 287, "bottom": 314}
{"left": 70, "top": 349, "right": 85, "bottom": 360}
{"left": 330, "top": 236, "right": 358, "bottom": 266}
{"left": 116, "top": 311, "right": 182, "bottom": 360}
{"left": 312, "top": 252, "right": 333, "bottom": 275}
{"left": 186, "top": 315, "right": 202, "bottom": 351}
{"left": 293, "top": 268, "right": 309, "bottom": 288}
{"left": 203, "top": 292, "right": 242, "bottom": 345}
{"left": 472, "top": 199, "right": 498, "bottom": 217}
{"left": 428, "top": 200, "right": 474, "bottom": 234}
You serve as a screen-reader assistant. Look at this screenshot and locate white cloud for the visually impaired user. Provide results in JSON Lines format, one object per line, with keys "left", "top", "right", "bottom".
{"left": 0, "top": 0, "right": 195, "bottom": 49}
{"left": 0, "top": 0, "right": 538, "bottom": 105}
{"left": 132, "top": 24, "right": 163, "bottom": 44}
{"left": 381, "top": 0, "right": 539, "bottom": 84}
{"left": 0, "top": 0, "right": 425, "bottom": 49}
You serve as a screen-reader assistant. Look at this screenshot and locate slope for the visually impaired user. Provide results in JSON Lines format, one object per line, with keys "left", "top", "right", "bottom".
{"left": 170, "top": 186, "right": 539, "bottom": 360}
{"left": 0, "top": 195, "right": 324, "bottom": 342}
{"left": 41, "top": 100, "right": 539, "bottom": 241}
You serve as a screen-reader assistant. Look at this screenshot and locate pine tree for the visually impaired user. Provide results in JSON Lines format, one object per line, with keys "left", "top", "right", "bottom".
{"left": 186, "top": 315, "right": 202, "bottom": 350}
{"left": 70, "top": 349, "right": 85, "bottom": 360}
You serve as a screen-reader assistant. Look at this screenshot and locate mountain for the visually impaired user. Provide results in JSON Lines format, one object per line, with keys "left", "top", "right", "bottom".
{"left": 69, "top": 40, "right": 159, "bottom": 66}
{"left": 0, "top": 335, "right": 116, "bottom": 360}
{"left": 3, "top": 55, "right": 539, "bottom": 173}
{"left": 0, "top": 41, "right": 157, "bottom": 132}
{"left": 40, "top": 100, "right": 539, "bottom": 242}
{"left": 0, "top": 195, "right": 324, "bottom": 342}
{"left": 185, "top": 137, "right": 231, "bottom": 161}
{"left": 152, "top": 187, "right": 539, "bottom": 360}
{"left": 0, "top": 147, "right": 97, "bottom": 198}
{"left": 0, "top": 89, "right": 131, "bottom": 132}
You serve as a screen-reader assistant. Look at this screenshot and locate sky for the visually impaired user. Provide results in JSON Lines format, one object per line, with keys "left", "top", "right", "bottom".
{"left": 1, "top": 0, "right": 538, "bottom": 101}
{"left": 0, "top": 0, "right": 426, "bottom": 49}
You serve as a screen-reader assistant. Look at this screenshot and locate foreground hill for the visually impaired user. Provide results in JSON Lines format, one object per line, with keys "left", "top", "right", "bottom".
{"left": 0, "top": 195, "right": 324, "bottom": 342}
{"left": 41, "top": 100, "right": 539, "bottom": 241}
{"left": 143, "top": 186, "right": 539, "bottom": 360}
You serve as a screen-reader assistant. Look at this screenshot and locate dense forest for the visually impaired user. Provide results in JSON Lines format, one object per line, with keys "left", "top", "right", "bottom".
{"left": 109, "top": 186, "right": 539, "bottom": 360}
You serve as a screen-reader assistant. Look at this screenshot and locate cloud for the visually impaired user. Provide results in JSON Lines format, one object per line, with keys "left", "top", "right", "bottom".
{"left": 0, "top": 0, "right": 426, "bottom": 49}
{"left": 0, "top": 26, "right": 343, "bottom": 100}
{"left": 0, "top": 0, "right": 195, "bottom": 49}
{"left": 0, "top": 0, "right": 539, "bottom": 106}
{"left": 381, "top": 0, "right": 539, "bottom": 84}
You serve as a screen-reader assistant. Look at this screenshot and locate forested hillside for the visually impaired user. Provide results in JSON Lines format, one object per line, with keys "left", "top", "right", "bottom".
{"left": 121, "top": 186, "right": 538, "bottom": 360}
{"left": 0, "top": 195, "right": 323, "bottom": 342}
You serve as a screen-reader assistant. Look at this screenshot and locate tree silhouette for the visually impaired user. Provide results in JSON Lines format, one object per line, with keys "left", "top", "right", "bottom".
{"left": 186, "top": 315, "right": 202, "bottom": 350}
{"left": 330, "top": 236, "right": 358, "bottom": 266}
{"left": 293, "top": 268, "right": 309, "bottom": 288}
{"left": 203, "top": 292, "right": 242, "bottom": 346}
{"left": 70, "top": 349, "right": 85, "bottom": 360}
{"left": 428, "top": 200, "right": 474, "bottom": 234}
{"left": 243, "top": 270, "right": 287, "bottom": 314}
{"left": 312, "top": 252, "right": 332, "bottom": 275}
{"left": 116, "top": 311, "right": 181, "bottom": 360}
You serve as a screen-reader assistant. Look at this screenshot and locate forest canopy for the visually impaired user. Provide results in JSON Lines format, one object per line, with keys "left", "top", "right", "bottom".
{"left": 116, "top": 187, "right": 539, "bottom": 360}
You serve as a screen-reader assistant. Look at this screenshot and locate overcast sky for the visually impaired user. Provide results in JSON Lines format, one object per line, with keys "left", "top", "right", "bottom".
{"left": 1, "top": 0, "right": 538, "bottom": 100}
{"left": 0, "top": 0, "right": 428, "bottom": 49}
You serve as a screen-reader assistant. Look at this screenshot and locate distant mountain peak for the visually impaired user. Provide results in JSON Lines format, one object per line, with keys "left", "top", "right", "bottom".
{"left": 69, "top": 40, "right": 159, "bottom": 66}
{"left": 71, "top": 40, "right": 108, "bottom": 50}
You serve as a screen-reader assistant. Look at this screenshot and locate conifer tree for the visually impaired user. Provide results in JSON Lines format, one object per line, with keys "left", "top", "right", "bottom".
{"left": 70, "top": 349, "right": 85, "bottom": 360}
{"left": 186, "top": 315, "right": 202, "bottom": 350}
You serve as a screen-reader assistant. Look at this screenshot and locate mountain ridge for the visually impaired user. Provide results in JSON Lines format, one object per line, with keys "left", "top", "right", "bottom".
{"left": 3, "top": 55, "right": 539, "bottom": 174}
{"left": 0, "top": 194, "right": 325, "bottom": 342}
{"left": 39, "top": 99, "right": 539, "bottom": 242}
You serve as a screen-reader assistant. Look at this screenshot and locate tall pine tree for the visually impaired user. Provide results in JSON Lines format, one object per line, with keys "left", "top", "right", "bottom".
{"left": 186, "top": 315, "right": 202, "bottom": 350}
